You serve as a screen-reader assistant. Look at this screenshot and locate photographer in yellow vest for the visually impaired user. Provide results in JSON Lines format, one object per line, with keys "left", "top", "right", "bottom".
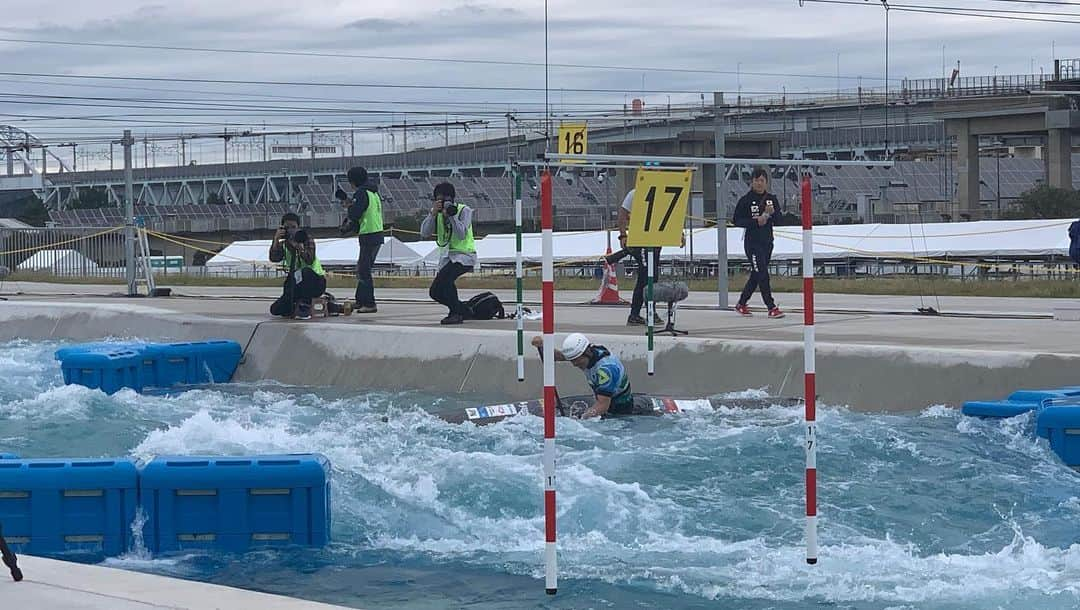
{"left": 336, "top": 166, "right": 383, "bottom": 313}
{"left": 269, "top": 212, "right": 326, "bottom": 320}
{"left": 420, "top": 182, "right": 475, "bottom": 325}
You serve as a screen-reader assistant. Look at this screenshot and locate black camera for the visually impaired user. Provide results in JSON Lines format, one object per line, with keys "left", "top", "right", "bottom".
{"left": 291, "top": 229, "right": 309, "bottom": 244}
{"left": 442, "top": 201, "right": 458, "bottom": 216}
{"left": 334, "top": 187, "right": 349, "bottom": 201}
{"left": 339, "top": 217, "right": 358, "bottom": 235}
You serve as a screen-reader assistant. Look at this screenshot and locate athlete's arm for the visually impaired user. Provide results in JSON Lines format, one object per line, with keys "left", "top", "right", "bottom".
{"left": 530, "top": 335, "right": 567, "bottom": 361}
{"left": 581, "top": 394, "right": 612, "bottom": 419}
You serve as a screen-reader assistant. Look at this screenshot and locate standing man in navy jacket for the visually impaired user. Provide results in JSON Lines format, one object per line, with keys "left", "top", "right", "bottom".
{"left": 336, "top": 166, "right": 384, "bottom": 313}
{"left": 732, "top": 167, "right": 784, "bottom": 318}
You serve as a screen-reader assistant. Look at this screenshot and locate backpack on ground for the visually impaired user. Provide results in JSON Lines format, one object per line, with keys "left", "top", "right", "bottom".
{"left": 466, "top": 292, "right": 506, "bottom": 320}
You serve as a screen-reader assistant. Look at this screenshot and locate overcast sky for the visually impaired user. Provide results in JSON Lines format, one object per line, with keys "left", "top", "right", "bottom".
{"left": 1, "top": 0, "right": 1077, "bottom": 164}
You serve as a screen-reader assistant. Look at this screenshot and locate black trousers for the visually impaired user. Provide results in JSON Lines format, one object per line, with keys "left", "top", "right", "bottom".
{"left": 629, "top": 247, "right": 661, "bottom": 318}
{"left": 270, "top": 268, "right": 326, "bottom": 317}
{"left": 354, "top": 236, "right": 383, "bottom": 307}
{"left": 739, "top": 241, "right": 776, "bottom": 310}
{"left": 429, "top": 261, "right": 471, "bottom": 316}
{"left": 0, "top": 522, "right": 19, "bottom": 577}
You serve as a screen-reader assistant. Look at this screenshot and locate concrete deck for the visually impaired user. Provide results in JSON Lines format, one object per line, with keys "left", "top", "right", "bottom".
{"left": 0, "top": 555, "right": 354, "bottom": 609}
{"left": 1, "top": 282, "right": 1078, "bottom": 411}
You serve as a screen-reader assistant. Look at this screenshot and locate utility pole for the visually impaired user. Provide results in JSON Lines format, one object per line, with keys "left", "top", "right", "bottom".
{"left": 123, "top": 130, "right": 136, "bottom": 297}
{"left": 310, "top": 129, "right": 317, "bottom": 185}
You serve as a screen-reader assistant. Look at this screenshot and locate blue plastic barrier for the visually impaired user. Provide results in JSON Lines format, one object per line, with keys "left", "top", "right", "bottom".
{"left": 139, "top": 454, "right": 331, "bottom": 554}
{"left": 56, "top": 343, "right": 145, "bottom": 395}
{"left": 0, "top": 458, "right": 138, "bottom": 555}
{"left": 55, "top": 340, "right": 241, "bottom": 395}
{"left": 961, "top": 387, "right": 1080, "bottom": 419}
{"left": 0, "top": 453, "right": 18, "bottom": 459}
{"left": 1036, "top": 407, "right": 1080, "bottom": 467}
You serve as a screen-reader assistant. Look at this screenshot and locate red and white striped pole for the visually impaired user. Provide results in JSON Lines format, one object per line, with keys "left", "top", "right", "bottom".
{"left": 540, "top": 170, "right": 558, "bottom": 594}
{"left": 801, "top": 173, "right": 818, "bottom": 565}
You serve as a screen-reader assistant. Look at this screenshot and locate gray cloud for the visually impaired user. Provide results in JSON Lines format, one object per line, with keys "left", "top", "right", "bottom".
{"left": 346, "top": 18, "right": 415, "bottom": 32}
{"left": 0, "top": 0, "right": 1076, "bottom": 150}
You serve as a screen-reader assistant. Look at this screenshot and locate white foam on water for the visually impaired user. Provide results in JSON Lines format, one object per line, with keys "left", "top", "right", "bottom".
{"left": 6, "top": 340, "right": 1080, "bottom": 607}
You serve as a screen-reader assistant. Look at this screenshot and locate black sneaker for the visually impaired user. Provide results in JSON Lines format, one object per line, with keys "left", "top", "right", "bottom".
{"left": 296, "top": 303, "right": 312, "bottom": 320}
{"left": 441, "top": 313, "right": 465, "bottom": 325}
{"left": 627, "top": 314, "right": 647, "bottom": 326}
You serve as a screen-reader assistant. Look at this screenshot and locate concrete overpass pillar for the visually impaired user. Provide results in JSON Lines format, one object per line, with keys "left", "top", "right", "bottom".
{"left": 1047, "top": 128, "right": 1074, "bottom": 191}
{"left": 954, "top": 120, "right": 981, "bottom": 219}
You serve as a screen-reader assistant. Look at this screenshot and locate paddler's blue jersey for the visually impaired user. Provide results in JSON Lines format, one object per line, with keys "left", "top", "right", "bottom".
{"left": 584, "top": 345, "right": 632, "bottom": 410}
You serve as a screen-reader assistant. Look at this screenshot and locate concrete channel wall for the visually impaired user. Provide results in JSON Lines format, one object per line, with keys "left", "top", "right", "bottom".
{"left": 3, "top": 302, "right": 1078, "bottom": 411}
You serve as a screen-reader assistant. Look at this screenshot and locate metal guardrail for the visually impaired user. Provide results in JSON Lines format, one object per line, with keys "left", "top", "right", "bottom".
{"left": 0, "top": 226, "right": 128, "bottom": 279}
{"left": 788, "top": 123, "right": 946, "bottom": 150}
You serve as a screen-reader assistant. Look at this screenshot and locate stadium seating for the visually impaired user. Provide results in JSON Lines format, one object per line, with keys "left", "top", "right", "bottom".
{"left": 46, "top": 157, "right": 1080, "bottom": 230}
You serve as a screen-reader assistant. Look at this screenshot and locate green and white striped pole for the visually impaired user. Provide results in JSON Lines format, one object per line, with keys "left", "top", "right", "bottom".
{"left": 646, "top": 249, "right": 654, "bottom": 375}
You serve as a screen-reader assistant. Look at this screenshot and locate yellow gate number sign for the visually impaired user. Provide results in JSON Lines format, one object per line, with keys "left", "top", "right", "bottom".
{"left": 558, "top": 123, "right": 587, "bottom": 162}
{"left": 627, "top": 169, "right": 693, "bottom": 247}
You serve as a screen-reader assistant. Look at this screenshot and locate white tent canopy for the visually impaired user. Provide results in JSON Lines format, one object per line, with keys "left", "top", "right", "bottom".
{"left": 205, "top": 219, "right": 1078, "bottom": 272}
{"left": 18, "top": 249, "right": 100, "bottom": 275}
{"left": 488, "top": 219, "right": 1074, "bottom": 262}
{"left": 205, "top": 236, "right": 424, "bottom": 272}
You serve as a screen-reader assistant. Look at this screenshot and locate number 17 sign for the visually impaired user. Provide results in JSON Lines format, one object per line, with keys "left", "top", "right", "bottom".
{"left": 626, "top": 168, "right": 693, "bottom": 247}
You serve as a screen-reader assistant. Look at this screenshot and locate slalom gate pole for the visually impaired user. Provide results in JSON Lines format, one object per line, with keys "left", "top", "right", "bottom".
{"left": 540, "top": 170, "right": 558, "bottom": 593}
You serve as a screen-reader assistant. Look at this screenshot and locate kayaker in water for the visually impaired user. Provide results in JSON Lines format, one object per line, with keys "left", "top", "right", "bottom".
{"left": 531, "top": 333, "right": 633, "bottom": 419}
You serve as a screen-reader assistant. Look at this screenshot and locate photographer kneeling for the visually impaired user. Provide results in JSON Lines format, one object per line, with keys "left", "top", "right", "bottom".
{"left": 269, "top": 212, "right": 326, "bottom": 320}
{"left": 420, "top": 182, "right": 475, "bottom": 325}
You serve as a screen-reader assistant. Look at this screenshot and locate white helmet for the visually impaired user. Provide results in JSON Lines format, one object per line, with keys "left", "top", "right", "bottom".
{"left": 561, "top": 333, "right": 591, "bottom": 360}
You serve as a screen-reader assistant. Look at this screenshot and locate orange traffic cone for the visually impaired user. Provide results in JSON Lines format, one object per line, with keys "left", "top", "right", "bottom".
{"left": 590, "top": 247, "right": 628, "bottom": 305}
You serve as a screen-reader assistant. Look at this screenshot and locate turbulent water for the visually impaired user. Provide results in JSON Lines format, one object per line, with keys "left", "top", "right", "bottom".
{"left": 3, "top": 338, "right": 1080, "bottom": 609}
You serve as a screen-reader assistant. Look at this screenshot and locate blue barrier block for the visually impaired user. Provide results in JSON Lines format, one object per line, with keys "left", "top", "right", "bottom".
{"left": 961, "top": 387, "right": 1080, "bottom": 419}
{"left": 0, "top": 458, "right": 138, "bottom": 556}
{"left": 961, "top": 400, "right": 1039, "bottom": 418}
{"left": 139, "top": 454, "right": 331, "bottom": 554}
{"left": 0, "top": 453, "right": 18, "bottom": 459}
{"left": 146, "top": 341, "right": 241, "bottom": 388}
{"left": 56, "top": 340, "right": 241, "bottom": 395}
{"left": 1036, "top": 406, "right": 1080, "bottom": 466}
{"left": 55, "top": 343, "right": 147, "bottom": 395}
{"left": 1008, "top": 387, "right": 1080, "bottom": 403}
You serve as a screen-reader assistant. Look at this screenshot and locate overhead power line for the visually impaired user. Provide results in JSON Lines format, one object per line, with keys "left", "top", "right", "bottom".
{"left": 0, "top": 37, "right": 893, "bottom": 82}
{"left": 800, "top": 0, "right": 1080, "bottom": 23}
{"left": 0, "top": 70, "right": 714, "bottom": 95}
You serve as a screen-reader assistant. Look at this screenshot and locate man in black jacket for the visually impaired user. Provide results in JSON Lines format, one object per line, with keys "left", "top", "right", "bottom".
{"left": 336, "top": 166, "right": 383, "bottom": 313}
{"left": 1069, "top": 219, "right": 1080, "bottom": 268}
{"left": 732, "top": 167, "right": 784, "bottom": 318}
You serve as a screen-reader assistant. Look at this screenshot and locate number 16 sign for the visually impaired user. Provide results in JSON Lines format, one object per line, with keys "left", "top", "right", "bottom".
{"left": 626, "top": 168, "right": 693, "bottom": 247}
